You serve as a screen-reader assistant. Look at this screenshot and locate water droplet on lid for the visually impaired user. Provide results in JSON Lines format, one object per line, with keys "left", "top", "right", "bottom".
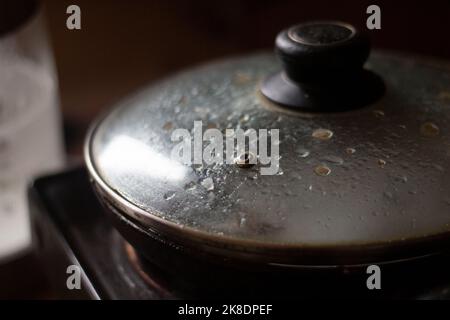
{"left": 384, "top": 191, "right": 393, "bottom": 199}
{"left": 163, "top": 191, "right": 176, "bottom": 200}
{"left": 191, "top": 87, "right": 199, "bottom": 96}
{"left": 312, "top": 128, "right": 333, "bottom": 140}
{"left": 178, "top": 95, "right": 187, "bottom": 105}
{"left": 235, "top": 152, "right": 256, "bottom": 168}
{"left": 234, "top": 72, "right": 252, "bottom": 84}
{"left": 207, "top": 193, "right": 216, "bottom": 201}
{"left": 373, "top": 110, "right": 385, "bottom": 117}
{"left": 184, "top": 181, "right": 196, "bottom": 191}
{"left": 163, "top": 122, "right": 173, "bottom": 131}
{"left": 239, "top": 114, "right": 250, "bottom": 123}
{"left": 394, "top": 175, "right": 408, "bottom": 183}
{"left": 296, "top": 147, "right": 310, "bottom": 158}
{"left": 420, "top": 122, "right": 440, "bottom": 137}
{"left": 346, "top": 147, "right": 356, "bottom": 155}
{"left": 201, "top": 177, "right": 215, "bottom": 191}
{"left": 314, "top": 165, "right": 331, "bottom": 176}
{"left": 378, "top": 159, "right": 387, "bottom": 168}
{"left": 249, "top": 173, "right": 258, "bottom": 180}
{"left": 322, "top": 155, "right": 344, "bottom": 165}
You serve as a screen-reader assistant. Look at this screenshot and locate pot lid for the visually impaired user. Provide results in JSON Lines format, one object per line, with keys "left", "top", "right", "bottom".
{"left": 86, "top": 21, "right": 450, "bottom": 265}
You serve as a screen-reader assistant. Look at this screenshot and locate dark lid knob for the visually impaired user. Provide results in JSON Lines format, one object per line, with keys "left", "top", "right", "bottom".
{"left": 261, "top": 21, "right": 384, "bottom": 112}
{"left": 276, "top": 21, "right": 370, "bottom": 83}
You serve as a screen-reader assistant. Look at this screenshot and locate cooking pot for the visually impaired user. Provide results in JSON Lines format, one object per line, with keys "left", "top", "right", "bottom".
{"left": 84, "top": 21, "right": 450, "bottom": 296}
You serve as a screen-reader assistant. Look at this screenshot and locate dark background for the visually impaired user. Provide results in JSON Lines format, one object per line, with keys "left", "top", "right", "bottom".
{"left": 2, "top": 0, "right": 450, "bottom": 299}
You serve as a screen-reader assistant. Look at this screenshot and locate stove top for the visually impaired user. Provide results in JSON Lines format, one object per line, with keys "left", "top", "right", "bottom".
{"left": 29, "top": 166, "right": 450, "bottom": 299}
{"left": 29, "top": 166, "right": 177, "bottom": 299}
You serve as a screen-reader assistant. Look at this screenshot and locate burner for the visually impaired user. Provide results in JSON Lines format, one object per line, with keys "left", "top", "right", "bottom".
{"left": 122, "top": 240, "right": 173, "bottom": 299}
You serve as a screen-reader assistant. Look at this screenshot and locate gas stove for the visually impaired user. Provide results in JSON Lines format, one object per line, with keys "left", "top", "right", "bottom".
{"left": 29, "top": 166, "right": 450, "bottom": 299}
{"left": 29, "top": 166, "right": 174, "bottom": 299}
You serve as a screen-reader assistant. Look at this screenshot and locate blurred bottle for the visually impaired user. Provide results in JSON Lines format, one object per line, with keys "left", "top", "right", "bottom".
{"left": 0, "top": 0, "right": 65, "bottom": 262}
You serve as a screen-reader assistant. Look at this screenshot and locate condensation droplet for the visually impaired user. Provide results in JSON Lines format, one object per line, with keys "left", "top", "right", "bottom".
{"left": 163, "top": 122, "right": 173, "bottom": 131}
{"left": 207, "top": 192, "right": 216, "bottom": 201}
{"left": 312, "top": 128, "right": 333, "bottom": 140}
{"left": 201, "top": 177, "right": 214, "bottom": 191}
{"left": 184, "top": 181, "right": 196, "bottom": 191}
{"left": 296, "top": 147, "right": 310, "bottom": 158}
{"left": 322, "top": 155, "right": 344, "bottom": 165}
{"left": 178, "top": 95, "right": 187, "bottom": 105}
{"left": 346, "top": 147, "right": 356, "bottom": 155}
{"left": 239, "top": 114, "right": 250, "bottom": 123}
{"left": 191, "top": 87, "right": 199, "bottom": 96}
{"left": 373, "top": 110, "right": 385, "bottom": 118}
{"left": 384, "top": 191, "right": 393, "bottom": 199}
{"left": 163, "top": 191, "right": 176, "bottom": 200}
{"left": 314, "top": 165, "right": 331, "bottom": 176}
{"left": 234, "top": 72, "right": 252, "bottom": 84}
{"left": 394, "top": 175, "right": 408, "bottom": 183}
{"left": 235, "top": 152, "right": 256, "bottom": 168}
{"left": 420, "top": 122, "right": 440, "bottom": 137}
{"left": 378, "top": 159, "right": 387, "bottom": 168}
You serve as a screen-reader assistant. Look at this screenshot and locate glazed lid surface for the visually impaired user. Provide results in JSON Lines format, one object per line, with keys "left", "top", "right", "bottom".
{"left": 86, "top": 50, "right": 450, "bottom": 255}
